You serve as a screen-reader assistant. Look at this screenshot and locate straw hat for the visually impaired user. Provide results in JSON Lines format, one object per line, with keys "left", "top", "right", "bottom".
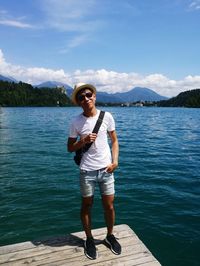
{"left": 71, "top": 83, "right": 96, "bottom": 105}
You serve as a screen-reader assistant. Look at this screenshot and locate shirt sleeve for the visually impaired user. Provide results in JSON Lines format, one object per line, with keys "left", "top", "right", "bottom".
{"left": 69, "top": 121, "right": 78, "bottom": 138}
{"left": 107, "top": 112, "right": 115, "bottom": 132}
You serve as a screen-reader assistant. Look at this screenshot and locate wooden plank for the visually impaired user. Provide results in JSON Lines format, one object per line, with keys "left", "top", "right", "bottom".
{"left": 0, "top": 236, "right": 142, "bottom": 264}
{"left": 1, "top": 241, "right": 146, "bottom": 265}
{"left": 0, "top": 224, "right": 161, "bottom": 266}
{"left": 0, "top": 224, "right": 133, "bottom": 254}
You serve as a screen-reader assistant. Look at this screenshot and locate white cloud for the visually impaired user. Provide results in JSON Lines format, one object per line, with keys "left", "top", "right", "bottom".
{"left": 0, "top": 51, "right": 69, "bottom": 85}
{"left": 0, "top": 49, "right": 200, "bottom": 97}
{"left": 0, "top": 49, "right": 6, "bottom": 63}
{"left": 189, "top": 1, "right": 200, "bottom": 10}
{"left": 42, "top": 0, "right": 96, "bottom": 20}
{"left": 59, "top": 34, "right": 89, "bottom": 54}
{"left": 0, "top": 8, "right": 33, "bottom": 28}
{"left": 0, "top": 19, "right": 33, "bottom": 28}
{"left": 41, "top": 0, "right": 101, "bottom": 32}
{"left": 39, "top": 0, "right": 103, "bottom": 52}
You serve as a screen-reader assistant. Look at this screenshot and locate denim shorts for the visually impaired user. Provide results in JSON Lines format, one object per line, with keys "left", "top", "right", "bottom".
{"left": 79, "top": 168, "right": 115, "bottom": 197}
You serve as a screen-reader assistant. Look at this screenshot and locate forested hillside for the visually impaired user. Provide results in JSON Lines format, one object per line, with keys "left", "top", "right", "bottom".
{"left": 157, "top": 89, "right": 200, "bottom": 108}
{"left": 0, "top": 81, "right": 72, "bottom": 107}
{"left": 1, "top": 79, "right": 200, "bottom": 108}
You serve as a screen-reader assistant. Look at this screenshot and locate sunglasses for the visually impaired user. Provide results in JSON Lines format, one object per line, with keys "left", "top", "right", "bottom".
{"left": 77, "top": 92, "right": 93, "bottom": 102}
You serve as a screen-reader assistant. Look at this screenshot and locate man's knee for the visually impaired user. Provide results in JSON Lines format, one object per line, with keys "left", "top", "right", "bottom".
{"left": 81, "top": 196, "right": 94, "bottom": 210}
{"left": 104, "top": 202, "right": 114, "bottom": 212}
{"left": 102, "top": 195, "right": 115, "bottom": 211}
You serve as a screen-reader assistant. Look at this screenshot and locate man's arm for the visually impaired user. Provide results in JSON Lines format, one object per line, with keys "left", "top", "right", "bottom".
{"left": 67, "top": 137, "right": 84, "bottom": 152}
{"left": 106, "top": 130, "right": 119, "bottom": 173}
{"left": 67, "top": 133, "right": 97, "bottom": 152}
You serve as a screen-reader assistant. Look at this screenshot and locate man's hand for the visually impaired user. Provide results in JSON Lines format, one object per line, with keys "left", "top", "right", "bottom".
{"left": 68, "top": 133, "right": 97, "bottom": 152}
{"left": 105, "top": 162, "right": 118, "bottom": 173}
{"left": 84, "top": 133, "right": 97, "bottom": 143}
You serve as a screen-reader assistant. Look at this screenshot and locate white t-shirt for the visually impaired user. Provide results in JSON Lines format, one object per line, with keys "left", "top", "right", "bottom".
{"left": 69, "top": 109, "right": 115, "bottom": 171}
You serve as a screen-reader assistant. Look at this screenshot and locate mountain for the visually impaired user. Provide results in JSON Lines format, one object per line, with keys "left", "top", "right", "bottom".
{"left": 97, "top": 87, "right": 167, "bottom": 103}
{"left": 4, "top": 77, "right": 167, "bottom": 103}
{"left": 0, "top": 74, "right": 17, "bottom": 83}
{"left": 157, "top": 89, "right": 200, "bottom": 108}
{"left": 96, "top": 91, "right": 121, "bottom": 103}
{"left": 36, "top": 81, "right": 167, "bottom": 103}
{"left": 1, "top": 76, "right": 198, "bottom": 106}
{"left": 115, "top": 87, "right": 167, "bottom": 102}
{"left": 36, "top": 81, "right": 73, "bottom": 95}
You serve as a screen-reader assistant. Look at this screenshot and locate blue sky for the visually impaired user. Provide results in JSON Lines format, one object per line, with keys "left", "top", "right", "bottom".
{"left": 0, "top": 0, "right": 200, "bottom": 97}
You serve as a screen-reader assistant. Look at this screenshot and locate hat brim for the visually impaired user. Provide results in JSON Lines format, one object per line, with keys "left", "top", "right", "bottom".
{"left": 72, "top": 84, "right": 96, "bottom": 105}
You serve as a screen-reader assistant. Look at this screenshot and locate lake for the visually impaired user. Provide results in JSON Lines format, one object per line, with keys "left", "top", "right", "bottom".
{"left": 0, "top": 106, "right": 200, "bottom": 266}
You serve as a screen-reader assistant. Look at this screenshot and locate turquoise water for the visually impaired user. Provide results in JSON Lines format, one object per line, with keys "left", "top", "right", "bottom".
{"left": 0, "top": 107, "right": 200, "bottom": 266}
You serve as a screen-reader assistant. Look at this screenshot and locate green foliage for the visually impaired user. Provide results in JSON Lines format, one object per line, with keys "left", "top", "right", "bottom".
{"left": 0, "top": 81, "right": 72, "bottom": 107}
{"left": 157, "top": 89, "right": 200, "bottom": 108}
{"left": 1, "top": 80, "right": 199, "bottom": 108}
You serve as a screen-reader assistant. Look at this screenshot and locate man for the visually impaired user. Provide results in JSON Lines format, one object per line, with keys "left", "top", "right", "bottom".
{"left": 67, "top": 83, "right": 121, "bottom": 260}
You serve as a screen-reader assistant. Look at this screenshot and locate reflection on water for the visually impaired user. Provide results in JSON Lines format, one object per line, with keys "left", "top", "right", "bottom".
{"left": 0, "top": 107, "right": 200, "bottom": 266}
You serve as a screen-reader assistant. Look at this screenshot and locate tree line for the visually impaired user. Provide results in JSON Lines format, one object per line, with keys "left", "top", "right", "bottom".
{"left": 0, "top": 81, "right": 72, "bottom": 107}
{"left": 157, "top": 89, "right": 200, "bottom": 108}
{"left": 1, "top": 80, "right": 200, "bottom": 108}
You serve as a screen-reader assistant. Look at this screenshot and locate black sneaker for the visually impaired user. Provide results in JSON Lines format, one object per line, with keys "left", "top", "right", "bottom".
{"left": 84, "top": 237, "right": 97, "bottom": 260}
{"left": 105, "top": 234, "right": 121, "bottom": 255}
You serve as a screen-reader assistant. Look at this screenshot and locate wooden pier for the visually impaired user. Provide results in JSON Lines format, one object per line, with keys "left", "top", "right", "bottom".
{"left": 0, "top": 224, "right": 161, "bottom": 265}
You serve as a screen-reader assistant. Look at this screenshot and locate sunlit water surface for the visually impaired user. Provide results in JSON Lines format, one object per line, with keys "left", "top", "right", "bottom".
{"left": 0, "top": 107, "right": 200, "bottom": 266}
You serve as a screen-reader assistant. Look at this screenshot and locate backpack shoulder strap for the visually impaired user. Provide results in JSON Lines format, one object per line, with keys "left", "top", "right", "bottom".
{"left": 83, "top": 110, "right": 105, "bottom": 152}
{"left": 92, "top": 111, "right": 105, "bottom": 133}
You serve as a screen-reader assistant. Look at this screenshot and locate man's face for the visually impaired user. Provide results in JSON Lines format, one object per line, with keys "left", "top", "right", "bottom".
{"left": 77, "top": 89, "right": 96, "bottom": 109}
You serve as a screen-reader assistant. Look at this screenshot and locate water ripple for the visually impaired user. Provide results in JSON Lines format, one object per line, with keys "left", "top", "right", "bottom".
{"left": 0, "top": 107, "right": 200, "bottom": 266}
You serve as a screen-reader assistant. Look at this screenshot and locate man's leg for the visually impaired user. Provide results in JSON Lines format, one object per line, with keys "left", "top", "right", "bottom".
{"left": 102, "top": 194, "right": 115, "bottom": 235}
{"left": 102, "top": 194, "right": 121, "bottom": 255}
{"left": 81, "top": 196, "right": 94, "bottom": 238}
{"left": 81, "top": 196, "right": 97, "bottom": 260}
